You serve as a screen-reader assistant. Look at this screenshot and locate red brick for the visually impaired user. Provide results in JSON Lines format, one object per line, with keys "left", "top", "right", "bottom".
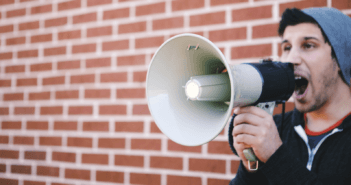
{"left": 131, "top": 139, "right": 161, "bottom": 151}
{"left": 102, "top": 39, "right": 129, "bottom": 51}
{"left": 20, "top": 0, "right": 35, "bottom": 2}
{"left": 172, "top": 0, "right": 204, "bottom": 11}
{"left": 82, "top": 153, "right": 108, "bottom": 165}
{"left": 118, "top": 21, "right": 146, "bottom": 34}
{"left": 19, "top": 21, "right": 39, "bottom": 31}
{"left": 45, "top": 17, "right": 67, "bottom": 27}
{"left": 0, "top": 52, "right": 13, "bottom": 60}
{"left": 67, "top": 137, "right": 92, "bottom": 148}
{"left": 39, "top": 137, "right": 62, "bottom": 146}
{"left": 43, "top": 76, "right": 65, "bottom": 85}
{"left": 30, "top": 62, "right": 52, "bottom": 72}
{"left": 73, "top": 12, "right": 96, "bottom": 24}
{"left": 29, "top": 92, "right": 50, "bottom": 100}
{"left": 252, "top": 23, "right": 279, "bottom": 39}
{"left": 23, "top": 180, "right": 45, "bottom": 185}
{"left": 68, "top": 106, "right": 93, "bottom": 115}
{"left": 0, "top": 150, "right": 19, "bottom": 159}
{"left": 26, "top": 121, "right": 48, "bottom": 130}
{"left": 167, "top": 140, "right": 202, "bottom": 153}
{"left": 209, "top": 27, "right": 246, "bottom": 42}
{"left": 0, "top": 178, "right": 18, "bottom": 185}
{"left": 0, "top": 164, "right": 6, "bottom": 172}
{"left": 55, "top": 90, "right": 79, "bottom": 99}
{"left": 70, "top": 74, "right": 95, "bottom": 84}
{"left": 65, "top": 168, "right": 90, "bottom": 180}
{"left": 11, "top": 165, "right": 31, "bottom": 174}
{"left": 58, "top": 30, "right": 81, "bottom": 40}
{"left": 3, "top": 93, "right": 23, "bottom": 101}
{"left": 0, "top": 136, "right": 9, "bottom": 143}
{"left": 7, "top": 8, "right": 26, "bottom": 18}
{"left": 280, "top": 0, "right": 327, "bottom": 15}
{"left": 37, "top": 166, "right": 59, "bottom": 177}
{"left": 2, "top": 121, "right": 21, "bottom": 129}
{"left": 117, "top": 88, "right": 145, "bottom": 99}
{"left": 153, "top": 17, "right": 183, "bottom": 30}
{"left": 231, "top": 43, "right": 272, "bottom": 59}
{"left": 117, "top": 54, "right": 145, "bottom": 66}
{"left": 57, "top": 60, "right": 80, "bottom": 70}
{"left": 232, "top": 6, "right": 272, "bottom": 22}
{"left": 5, "top": 65, "right": 25, "bottom": 73}
{"left": 52, "top": 151, "right": 76, "bottom": 162}
{"left": 18, "top": 49, "right": 38, "bottom": 58}
{"left": 58, "top": 0, "right": 81, "bottom": 11}
{"left": 98, "top": 138, "right": 125, "bottom": 149}
{"left": 130, "top": 173, "right": 161, "bottom": 185}
{"left": 40, "top": 106, "right": 63, "bottom": 115}
{"left": 24, "top": 151, "right": 46, "bottom": 160}
{"left": 17, "top": 78, "right": 37, "bottom": 86}
{"left": 115, "top": 121, "right": 143, "bottom": 132}
{"left": 13, "top": 136, "right": 34, "bottom": 145}
{"left": 0, "top": 25, "right": 13, "bottom": 33}
{"left": 115, "top": 154, "right": 144, "bottom": 167}
{"left": 83, "top": 121, "right": 109, "bottom": 132}
{"left": 231, "top": 160, "right": 240, "bottom": 174}
{"left": 133, "top": 104, "right": 150, "bottom": 115}
{"left": 85, "top": 89, "right": 110, "bottom": 99}
{"left": 31, "top": 33, "right": 52, "bottom": 43}
{"left": 51, "top": 183, "right": 73, "bottom": 185}
{"left": 190, "top": 11, "right": 225, "bottom": 27}
{"left": 211, "top": 0, "right": 248, "bottom": 6}
{"left": 189, "top": 158, "right": 226, "bottom": 173}
{"left": 6, "top": 37, "right": 25, "bottom": 45}
{"left": 72, "top": 43, "right": 96, "bottom": 54}
{"left": 96, "top": 171, "right": 124, "bottom": 183}
{"left": 150, "top": 156, "right": 183, "bottom": 170}
{"left": 208, "top": 178, "right": 231, "bottom": 185}
{"left": 103, "top": 8, "right": 129, "bottom": 20}
{"left": 44, "top": 46, "right": 66, "bottom": 56}
{"left": 135, "top": 36, "right": 164, "bottom": 49}
{"left": 86, "top": 57, "right": 111, "bottom": 68}
{"left": 31, "top": 4, "right": 52, "bottom": 14}
{"left": 136, "top": 2, "right": 165, "bottom": 16}
{"left": 87, "top": 26, "right": 112, "bottom": 37}
{"left": 87, "top": 0, "right": 112, "bottom": 6}
{"left": 14, "top": 107, "right": 35, "bottom": 115}
{"left": 0, "top": 80, "right": 11, "bottom": 87}
{"left": 0, "top": 0, "right": 14, "bottom": 5}
{"left": 99, "top": 105, "right": 127, "bottom": 115}
{"left": 100, "top": 72, "right": 128, "bottom": 82}
{"left": 167, "top": 175, "right": 201, "bottom": 185}
{"left": 133, "top": 71, "right": 147, "bottom": 82}
{"left": 54, "top": 121, "right": 77, "bottom": 131}
{"left": 208, "top": 141, "right": 234, "bottom": 154}
{"left": 273, "top": 102, "right": 295, "bottom": 115}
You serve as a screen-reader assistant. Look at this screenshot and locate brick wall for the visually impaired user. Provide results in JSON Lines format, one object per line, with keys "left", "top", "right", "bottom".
{"left": 0, "top": 0, "right": 347, "bottom": 184}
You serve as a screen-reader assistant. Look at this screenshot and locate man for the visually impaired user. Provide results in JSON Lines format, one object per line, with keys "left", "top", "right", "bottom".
{"left": 230, "top": 7, "right": 351, "bottom": 185}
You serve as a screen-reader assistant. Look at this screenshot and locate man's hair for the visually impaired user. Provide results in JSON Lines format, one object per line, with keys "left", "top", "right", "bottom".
{"left": 278, "top": 8, "right": 337, "bottom": 60}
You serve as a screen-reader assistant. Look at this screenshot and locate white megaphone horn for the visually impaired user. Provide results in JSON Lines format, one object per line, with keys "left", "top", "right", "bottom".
{"left": 146, "top": 34, "right": 294, "bottom": 169}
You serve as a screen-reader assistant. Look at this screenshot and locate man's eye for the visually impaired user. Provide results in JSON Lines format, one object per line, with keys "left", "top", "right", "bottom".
{"left": 303, "top": 43, "right": 315, "bottom": 49}
{"left": 283, "top": 46, "right": 291, "bottom": 51}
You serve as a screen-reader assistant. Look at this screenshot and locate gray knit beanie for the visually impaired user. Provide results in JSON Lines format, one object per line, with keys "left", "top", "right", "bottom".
{"left": 302, "top": 7, "right": 351, "bottom": 86}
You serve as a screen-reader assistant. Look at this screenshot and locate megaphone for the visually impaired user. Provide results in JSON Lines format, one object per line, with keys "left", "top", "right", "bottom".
{"left": 146, "top": 34, "right": 294, "bottom": 165}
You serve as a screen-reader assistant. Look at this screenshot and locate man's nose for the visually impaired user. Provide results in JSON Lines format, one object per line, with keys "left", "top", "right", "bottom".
{"left": 285, "top": 48, "right": 302, "bottom": 66}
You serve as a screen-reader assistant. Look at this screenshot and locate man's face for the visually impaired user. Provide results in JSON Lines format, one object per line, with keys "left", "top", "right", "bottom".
{"left": 280, "top": 23, "right": 341, "bottom": 113}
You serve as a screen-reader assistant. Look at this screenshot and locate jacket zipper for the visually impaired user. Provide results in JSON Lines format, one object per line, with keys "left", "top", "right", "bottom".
{"left": 294, "top": 125, "right": 343, "bottom": 171}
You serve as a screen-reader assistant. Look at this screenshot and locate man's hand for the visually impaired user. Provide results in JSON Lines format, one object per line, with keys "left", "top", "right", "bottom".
{"left": 232, "top": 106, "right": 282, "bottom": 170}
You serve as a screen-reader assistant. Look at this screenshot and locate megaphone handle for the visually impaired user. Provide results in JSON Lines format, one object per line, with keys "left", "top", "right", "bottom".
{"left": 228, "top": 102, "right": 276, "bottom": 171}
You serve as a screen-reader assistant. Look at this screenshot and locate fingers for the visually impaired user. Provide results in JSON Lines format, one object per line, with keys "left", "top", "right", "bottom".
{"left": 233, "top": 112, "right": 263, "bottom": 127}
{"left": 232, "top": 123, "right": 260, "bottom": 137}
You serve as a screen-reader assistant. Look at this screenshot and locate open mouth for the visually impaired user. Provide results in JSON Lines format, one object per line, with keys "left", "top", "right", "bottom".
{"left": 295, "top": 75, "right": 308, "bottom": 97}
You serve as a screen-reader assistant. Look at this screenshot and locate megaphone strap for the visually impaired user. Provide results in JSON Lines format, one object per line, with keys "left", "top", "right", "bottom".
{"left": 228, "top": 113, "right": 238, "bottom": 156}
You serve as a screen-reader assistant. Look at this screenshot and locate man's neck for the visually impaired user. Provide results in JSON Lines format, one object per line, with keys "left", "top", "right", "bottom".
{"left": 306, "top": 85, "right": 351, "bottom": 132}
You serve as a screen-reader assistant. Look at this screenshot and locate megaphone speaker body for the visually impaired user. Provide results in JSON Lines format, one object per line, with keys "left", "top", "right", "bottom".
{"left": 146, "top": 34, "right": 294, "bottom": 147}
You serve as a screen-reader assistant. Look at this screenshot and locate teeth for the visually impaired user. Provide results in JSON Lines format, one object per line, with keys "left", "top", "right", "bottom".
{"left": 295, "top": 76, "right": 302, "bottom": 80}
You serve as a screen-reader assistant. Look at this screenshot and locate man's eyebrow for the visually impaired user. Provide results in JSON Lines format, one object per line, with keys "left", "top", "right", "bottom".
{"left": 303, "top": 36, "right": 320, "bottom": 41}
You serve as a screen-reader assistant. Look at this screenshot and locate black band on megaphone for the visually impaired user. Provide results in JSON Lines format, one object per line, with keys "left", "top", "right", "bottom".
{"left": 228, "top": 113, "right": 238, "bottom": 156}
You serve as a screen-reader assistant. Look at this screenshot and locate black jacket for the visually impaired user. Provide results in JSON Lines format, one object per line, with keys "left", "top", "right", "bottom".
{"left": 230, "top": 109, "right": 351, "bottom": 185}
